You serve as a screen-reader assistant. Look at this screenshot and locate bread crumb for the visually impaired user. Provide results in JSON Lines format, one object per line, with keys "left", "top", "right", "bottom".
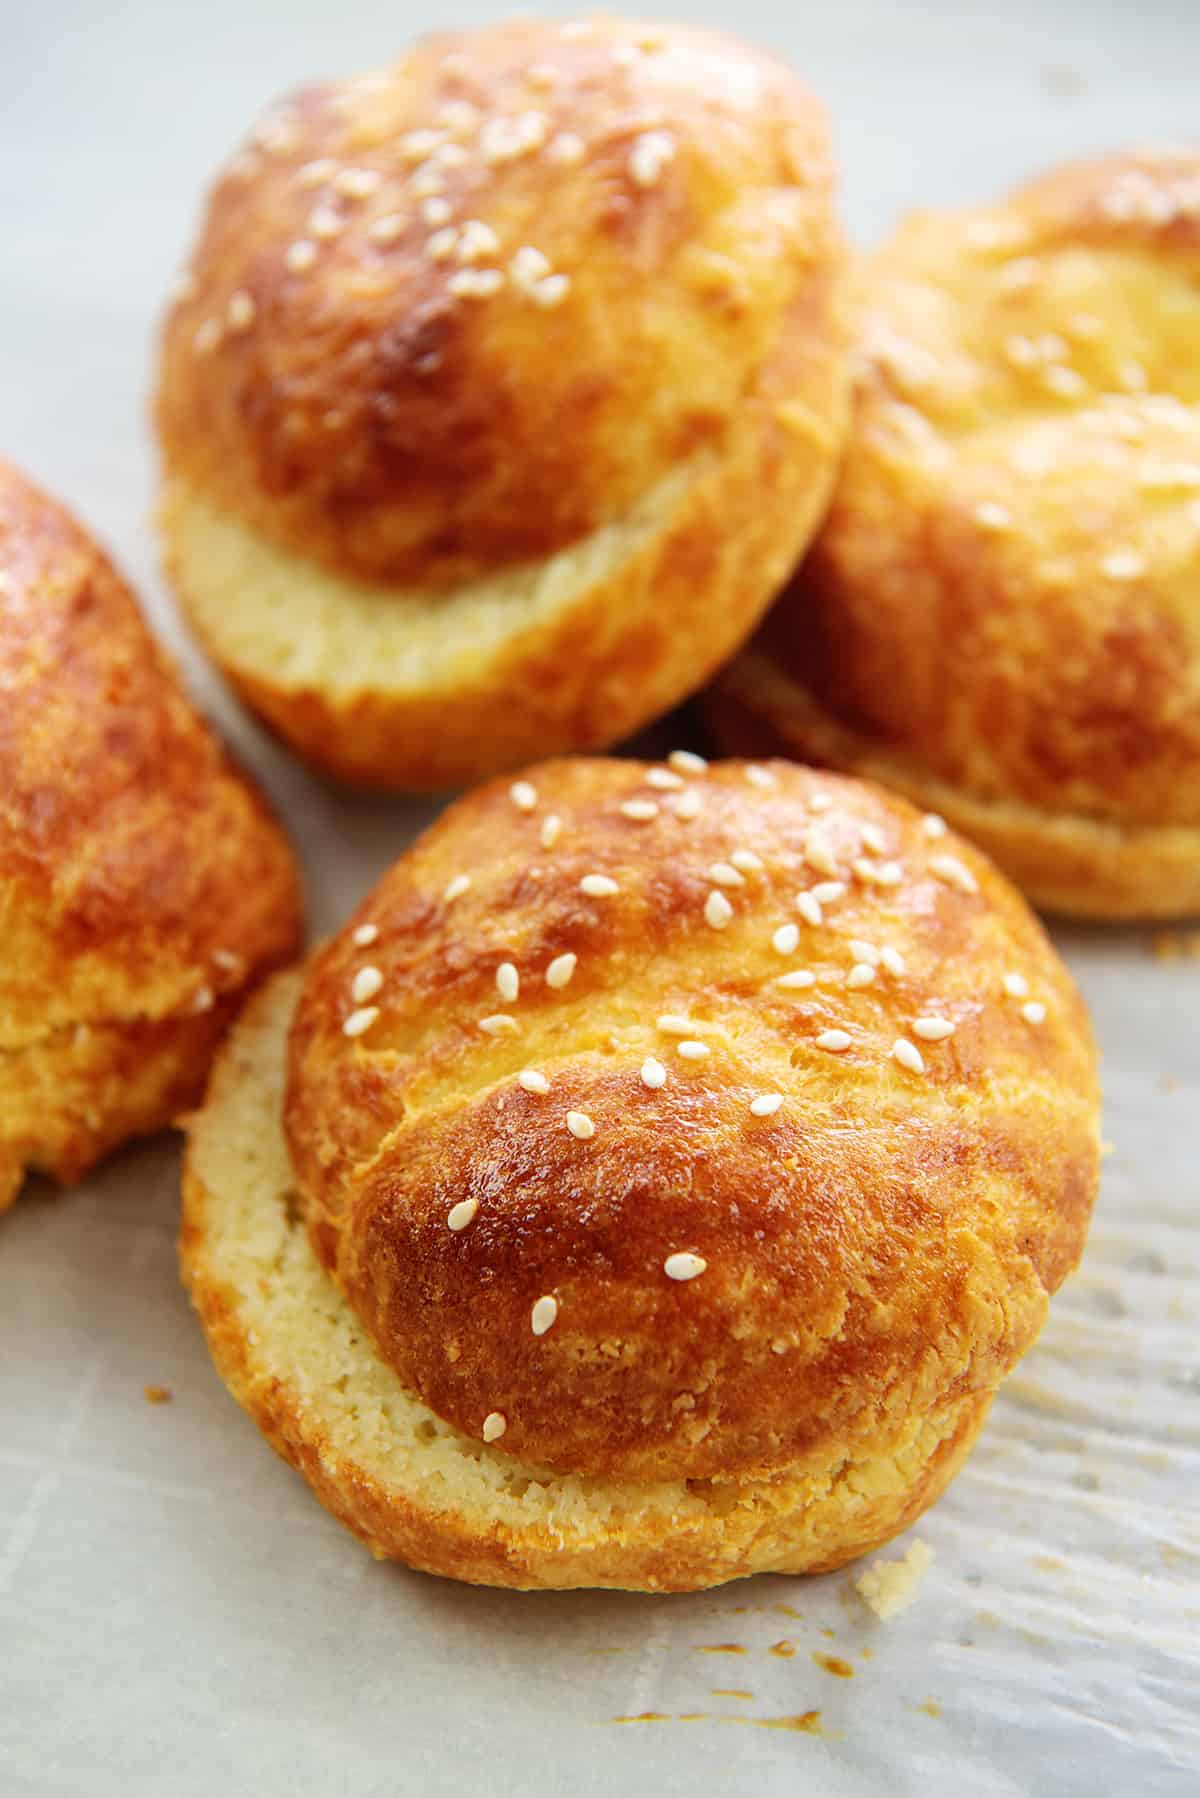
{"left": 854, "top": 1539, "right": 934, "bottom": 1619}
{"left": 144, "top": 1384, "right": 173, "bottom": 1405}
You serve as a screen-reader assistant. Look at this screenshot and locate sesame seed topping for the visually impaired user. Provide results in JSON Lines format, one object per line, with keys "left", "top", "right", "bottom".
{"left": 566, "top": 1110, "right": 595, "bottom": 1139}
{"left": 892, "top": 1038, "right": 925, "bottom": 1074}
{"left": 447, "top": 1198, "right": 479, "bottom": 1232}
{"left": 809, "top": 793, "right": 832, "bottom": 811}
{"left": 439, "top": 100, "right": 479, "bottom": 131}
{"left": 545, "top": 952, "right": 577, "bottom": 989}
{"left": 368, "top": 212, "right": 408, "bottom": 246}
{"left": 580, "top": 874, "right": 619, "bottom": 897}
{"left": 456, "top": 219, "right": 501, "bottom": 263}
{"left": 708, "top": 861, "right": 744, "bottom": 888}
{"left": 479, "top": 1014, "right": 519, "bottom": 1036}
{"left": 775, "top": 969, "right": 815, "bottom": 989}
{"left": 496, "top": 962, "right": 520, "bottom": 1003}
{"left": 518, "top": 1069, "right": 550, "bottom": 1094}
{"left": 432, "top": 142, "right": 469, "bottom": 170}
{"left": 846, "top": 963, "right": 875, "bottom": 989}
{"left": 879, "top": 947, "right": 906, "bottom": 977}
{"left": 676, "top": 1040, "right": 710, "bottom": 1060}
{"left": 481, "top": 111, "right": 548, "bottom": 164}
{"left": 352, "top": 966, "right": 383, "bottom": 1003}
{"left": 861, "top": 823, "right": 887, "bottom": 856}
{"left": 1003, "top": 972, "right": 1029, "bottom": 998}
{"left": 401, "top": 128, "right": 444, "bottom": 161}
{"left": 1101, "top": 551, "right": 1146, "bottom": 580}
{"left": 816, "top": 1029, "right": 852, "bottom": 1052}
{"left": 621, "top": 799, "right": 659, "bottom": 822}
{"left": 540, "top": 814, "right": 562, "bottom": 849}
{"left": 212, "top": 949, "right": 242, "bottom": 974}
{"left": 531, "top": 274, "right": 571, "bottom": 308}
{"left": 193, "top": 318, "right": 222, "bottom": 354}
{"left": 411, "top": 164, "right": 447, "bottom": 198}
{"left": 804, "top": 832, "right": 839, "bottom": 878}
{"left": 646, "top": 767, "right": 684, "bottom": 790}
{"left": 745, "top": 765, "right": 776, "bottom": 789}
{"left": 1044, "top": 365, "right": 1086, "bottom": 398}
{"left": 796, "top": 892, "right": 823, "bottom": 927}
{"left": 444, "top": 873, "right": 471, "bottom": 902}
{"left": 657, "top": 1015, "right": 701, "bottom": 1036}
{"left": 773, "top": 923, "right": 800, "bottom": 955}
{"left": 169, "top": 269, "right": 197, "bottom": 304}
{"left": 285, "top": 239, "right": 318, "bottom": 271}
{"left": 672, "top": 791, "right": 703, "bottom": 821}
{"left": 849, "top": 939, "right": 880, "bottom": 966}
{"left": 531, "top": 1295, "right": 559, "bottom": 1336}
{"left": 922, "top": 814, "right": 948, "bottom": 839}
{"left": 482, "top": 1412, "right": 507, "bottom": 1443}
{"left": 547, "top": 131, "right": 585, "bottom": 165}
{"left": 352, "top": 923, "right": 378, "bottom": 947}
{"left": 509, "top": 245, "right": 552, "bottom": 288}
{"left": 426, "top": 226, "right": 459, "bottom": 261}
{"left": 930, "top": 854, "right": 978, "bottom": 894}
{"left": 750, "top": 1093, "right": 784, "bottom": 1117}
{"left": 510, "top": 780, "right": 538, "bottom": 812}
{"left": 811, "top": 881, "right": 846, "bottom": 905}
{"left": 335, "top": 167, "right": 382, "bottom": 199}
{"left": 343, "top": 1006, "right": 379, "bottom": 1038}
{"left": 225, "top": 290, "right": 255, "bottom": 331}
{"left": 447, "top": 268, "right": 504, "bottom": 298}
{"left": 1021, "top": 1001, "right": 1047, "bottom": 1025}
{"left": 192, "top": 985, "right": 215, "bottom": 1013}
{"left": 730, "top": 849, "right": 764, "bottom": 874}
{"left": 630, "top": 131, "right": 676, "bottom": 187}
{"left": 527, "top": 61, "right": 558, "bottom": 89}
{"left": 420, "top": 197, "right": 451, "bottom": 226}
{"left": 705, "top": 890, "right": 733, "bottom": 930}
{"left": 296, "top": 157, "right": 336, "bottom": 188}
{"left": 308, "top": 204, "right": 343, "bottom": 240}
{"left": 640, "top": 1057, "right": 667, "bottom": 1089}
{"left": 913, "top": 1016, "right": 955, "bottom": 1041}
{"left": 664, "top": 1252, "right": 706, "bottom": 1282}
{"left": 974, "top": 501, "right": 1011, "bottom": 531}
{"left": 669, "top": 750, "right": 708, "bottom": 774}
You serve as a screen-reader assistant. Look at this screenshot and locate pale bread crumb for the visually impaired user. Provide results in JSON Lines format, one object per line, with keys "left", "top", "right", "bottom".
{"left": 854, "top": 1538, "right": 934, "bottom": 1619}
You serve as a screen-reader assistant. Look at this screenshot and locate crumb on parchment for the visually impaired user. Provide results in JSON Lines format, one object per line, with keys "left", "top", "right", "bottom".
{"left": 855, "top": 1539, "right": 935, "bottom": 1619}
{"left": 143, "top": 1385, "right": 173, "bottom": 1405}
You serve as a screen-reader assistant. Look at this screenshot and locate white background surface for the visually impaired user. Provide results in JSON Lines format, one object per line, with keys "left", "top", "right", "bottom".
{"left": 0, "top": 2, "right": 1197, "bottom": 1793}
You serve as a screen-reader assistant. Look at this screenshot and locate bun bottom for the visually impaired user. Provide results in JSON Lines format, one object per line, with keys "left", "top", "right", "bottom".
{"left": 708, "top": 647, "right": 1200, "bottom": 923}
{"left": 182, "top": 972, "right": 990, "bottom": 1593}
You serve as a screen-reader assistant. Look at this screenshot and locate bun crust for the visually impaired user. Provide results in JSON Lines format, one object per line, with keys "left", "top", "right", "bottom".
{"left": 156, "top": 17, "right": 848, "bottom": 788}
{"left": 0, "top": 459, "right": 303, "bottom": 1207}
{"left": 711, "top": 149, "right": 1200, "bottom": 918}
{"left": 285, "top": 757, "right": 1099, "bottom": 1487}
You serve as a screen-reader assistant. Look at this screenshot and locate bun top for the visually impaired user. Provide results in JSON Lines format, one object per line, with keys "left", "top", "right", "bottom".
{"left": 156, "top": 16, "right": 843, "bottom": 586}
{"left": 774, "top": 147, "right": 1200, "bottom": 832}
{"left": 286, "top": 757, "right": 1099, "bottom": 1483}
{"left": 0, "top": 458, "right": 301, "bottom": 1044}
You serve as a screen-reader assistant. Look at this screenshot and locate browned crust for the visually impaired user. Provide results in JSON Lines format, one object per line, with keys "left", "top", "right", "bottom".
{"left": 285, "top": 757, "right": 1100, "bottom": 1484}
{"left": 0, "top": 458, "right": 304, "bottom": 1205}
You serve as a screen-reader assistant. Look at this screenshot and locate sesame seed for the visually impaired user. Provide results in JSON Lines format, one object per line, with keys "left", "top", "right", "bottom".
{"left": 496, "top": 962, "right": 520, "bottom": 1003}
{"left": 481, "top": 111, "right": 548, "bottom": 163}
{"left": 580, "top": 874, "right": 619, "bottom": 897}
{"left": 211, "top": 949, "right": 242, "bottom": 974}
{"left": 705, "top": 890, "right": 733, "bottom": 929}
{"left": 892, "top": 1038, "right": 925, "bottom": 1074}
{"left": 308, "top": 205, "right": 343, "bottom": 240}
{"left": 411, "top": 164, "right": 447, "bottom": 198}
{"left": 426, "top": 227, "right": 459, "bottom": 261}
{"left": 169, "top": 269, "right": 196, "bottom": 304}
{"left": 640, "top": 1057, "right": 667, "bottom": 1089}
{"left": 796, "top": 892, "right": 823, "bottom": 927}
{"left": 352, "top": 966, "right": 383, "bottom": 1003}
{"left": 930, "top": 854, "right": 978, "bottom": 894}
{"left": 482, "top": 1412, "right": 507, "bottom": 1443}
{"left": 922, "top": 814, "right": 948, "bottom": 839}
{"left": 547, "top": 131, "right": 585, "bottom": 165}
{"left": 223, "top": 289, "right": 254, "bottom": 331}
{"left": 854, "top": 858, "right": 885, "bottom": 885}
{"left": 1117, "top": 358, "right": 1148, "bottom": 393}
{"left": 456, "top": 219, "right": 501, "bottom": 263}
{"left": 545, "top": 952, "right": 577, "bottom": 989}
{"left": 810, "top": 792, "right": 832, "bottom": 811}
{"left": 566, "top": 1110, "right": 595, "bottom": 1139}
{"left": 877, "top": 862, "right": 904, "bottom": 888}
{"left": 667, "top": 789, "right": 703, "bottom": 824}
{"left": 879, "top": 947, "right": 906, "bottom": 977}
{"left": 613, "top": 44, "right": 642, "bottom": 68}
{"left": 1101, "top": 551, "right": 1146, "bottom": 580}
{"left": 509, "top": 245, "right": 552, "bottom": 288}
{"left": 775, "top": 970, "right": 815, "bottom": 989}
{"left": 296, "top": 157, "right": 336, "bottom": 188}
{"left": 811, "top": 881, "right": 846, "bottom": 905}
{"left": 730, "top": 850, "right": 763, "bottom": 874}
{"left": 805, "top": 832, "right": 839, "bottom": 877}
{"left": 193, "top": 318, "right": 222, "bottom": 354}
{"left": 192, "top": 985, "right": 215, "bottom": 1013}
{"left": 861, "top": 823, "right": 887, "bottom": 856}
{"left": 773, "top": 923, "right": 800, "bottom": 955}
{"left": 447, "top": 1199, "right": 479, "bottom": 1232}
{"left": 664, "top": 1252, "right": 706, "bottom": 1282}
{"left": 849, "top": 939, "right": 880, "bottom": 966}
{"left": 510, "top": 780, "right": 538, "bottom": 812}
{"left": 669, "top": 749, "right": 708, "bottom": 774}
{"left": 913, "top": 1017, "right": 955, "bottom": 1041}
{"left": 1045, "top": 365, "right": 1086, "bottom": 398}
{"left": 447, "top": 268, "right": 504, "bottom": 298}
{"left": 439, "top": 100, "right": 478, "bottom": 131}
{"left": 444, "top": 873, "right": 471, "bottom": 901}
{"left": 646, "top": 767, "right": 684, "bottom": 790}
{"left": 657, "top": 1015, "right": 701, "bottom": 1036}
{"left": 708, "top": 861, "right": 744, "bottom": 887}
{"left": 540, "top": 814, "right": 562, "bottom": 849}
{"left": 352, "top": 923, "right": 379, "bottom": 947}
{"left": 1021, "top": 1001, "right": 1047, "bottom": 1025}
{"left": 745, "top": 765, "right": 776, "bottom": 789}
{"left": 531, "top": 1295, "right": 559, "bottom": 1336}
{"left": 677, "top": 1040, "right": 710, "bottom": 1060}
{"left": 335, "top": 167, "right": 382, "bottom": 199}
{"left": 531, "top": 273, "right": 570, "bottom": 308}
{"left": 974, "top": 501, "right": 1011, "bottom": 530}
{"left": 402, "top": 129, "right": 444, "bottom": 161}
{"left": 620, "top": 799, "right": 659, "bottom": 821}
{"left": 420, "top": 197, "right": 451, "bottom": 226}
{"left": 343, "top": 1006, "right": 379, "bottom": 1038}
{"left": 527, "top": 61, "right": 558, "bottom": 89}
{"left": 285, "top": 239, "right": 318, "bottom": 271}
{"left": 1003, "top": 972, "right": 1029, "bottom": 998}
{"left": 367, "top": 212, "right": 408, "bottom": 246}
{"left": 631, "top": 131, "right": 676, "bottom": 187}
{"left": 816, "top": 1029, "right": 852, "bottom": 1052}
{"left": 750, "top": 1093, "right": 784, "bottom": 1117}
{"left": 479, "top": 1014, "right": 519, "bottom": 1035}
{"left": 846, "top": 963, "right": 875, "bottom": 989}
{"left": 518, "top": 1069, "right": 550, "bottom": 1094}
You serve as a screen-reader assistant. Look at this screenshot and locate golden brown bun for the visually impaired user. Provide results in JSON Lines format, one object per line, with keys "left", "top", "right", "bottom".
{"left": 710, "top": 148, "right": 1200, "bottom": 919}
{"left": 182, "top": 971, "right": 991, "bottom": 1592}
{"left": 0, "top": 459, "right": 304, "bottom": 1209}
{"left": 155, "top": 16, "right": 849, "bottom": 789}
{"left": 285, "top": 756, "right": 1099, "bottom": 1494}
